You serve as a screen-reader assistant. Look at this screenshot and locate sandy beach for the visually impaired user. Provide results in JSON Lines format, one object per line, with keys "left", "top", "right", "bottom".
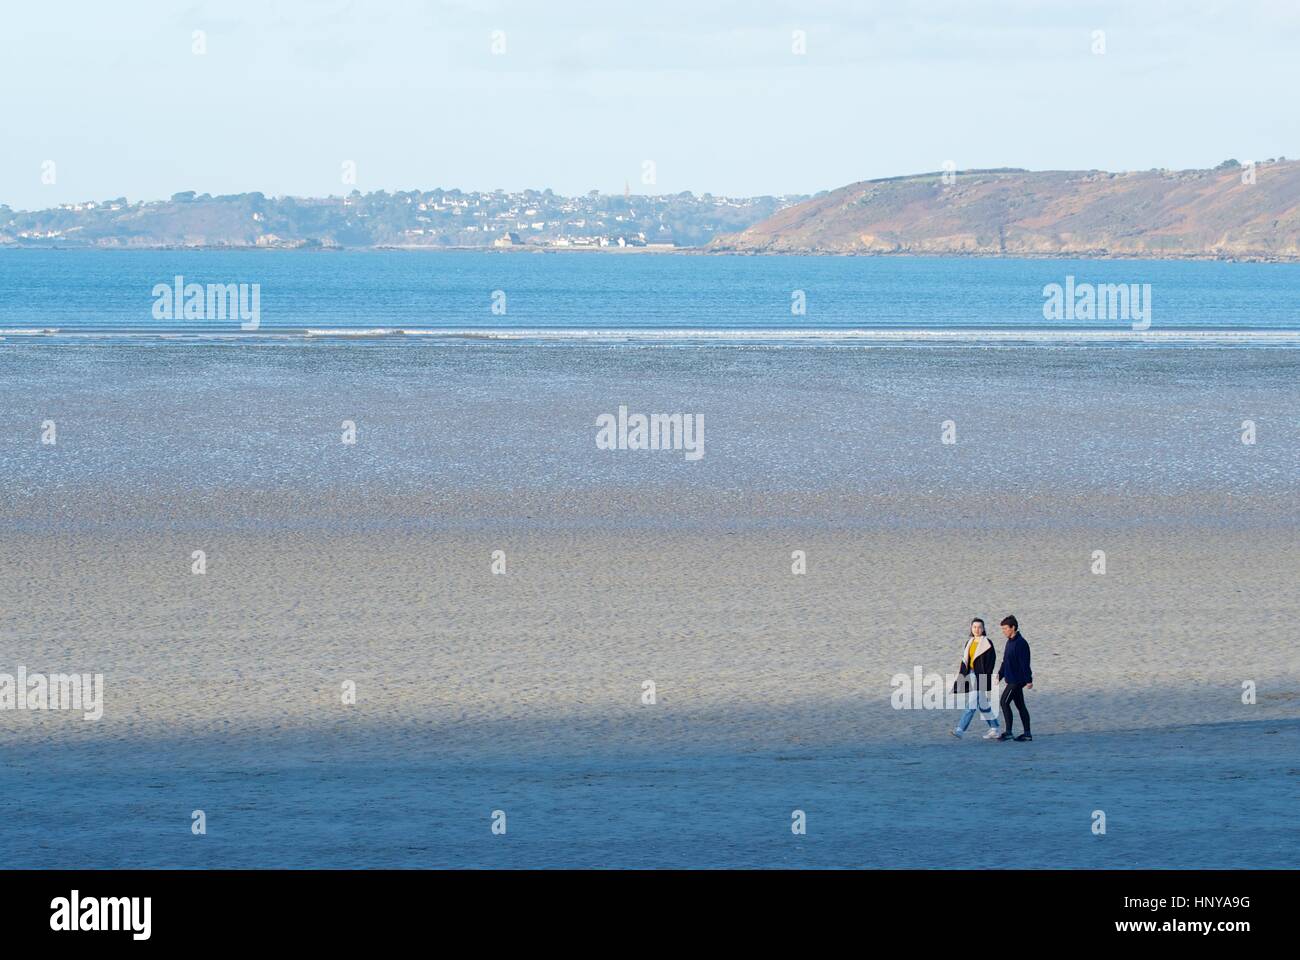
{"left": 2, "top": 521, "right": 1297, "bottom": 867}
{"left": 3, "top": 524, "right": 1299, "bottom": 747}
{"left": 2, "top": 330, "right": 1298, "bottom": 867}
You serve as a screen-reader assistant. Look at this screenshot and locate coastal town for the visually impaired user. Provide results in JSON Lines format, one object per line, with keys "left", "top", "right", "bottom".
{"left": 0, "top": 186, "right": 809, "bottom": 250}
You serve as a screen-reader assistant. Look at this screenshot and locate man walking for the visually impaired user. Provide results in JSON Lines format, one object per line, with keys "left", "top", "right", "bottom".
{"left": 996, "top": 615, "right": 1033, "bottom": 741}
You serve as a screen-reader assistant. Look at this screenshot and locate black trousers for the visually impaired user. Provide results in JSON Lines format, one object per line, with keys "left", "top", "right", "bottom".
{"left": 999, "top": 682, "right": 1030, "bottom": 735}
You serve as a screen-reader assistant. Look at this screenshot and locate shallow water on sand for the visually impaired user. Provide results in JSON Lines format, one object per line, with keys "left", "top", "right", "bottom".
{"left": 3, "top": 720, "right": 1295, "bottom": 868}
{"left": 2, "top": 340, "right": 1298, "bottom": 530}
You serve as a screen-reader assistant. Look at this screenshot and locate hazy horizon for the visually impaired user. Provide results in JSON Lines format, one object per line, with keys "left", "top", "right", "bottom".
{"left": 4, "top": 0, "right": 1299, "bottom": 210}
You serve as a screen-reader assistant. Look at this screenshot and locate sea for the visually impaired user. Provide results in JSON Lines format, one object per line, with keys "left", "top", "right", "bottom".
{"left": 1, "top": 250, "right": 1297, "bottom": 531}
{"left": 3, "top": 247, "right": 1299, "bottom": 340}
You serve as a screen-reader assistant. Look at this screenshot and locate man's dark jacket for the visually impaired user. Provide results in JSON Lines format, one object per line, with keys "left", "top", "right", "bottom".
{"left": 998, "top": 632, "right": 1033, "bottom": 686}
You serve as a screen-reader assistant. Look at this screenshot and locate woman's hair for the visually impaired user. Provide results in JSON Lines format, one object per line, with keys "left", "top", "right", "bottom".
{"left": 970, "top": 617, "right": 986, "bottom": 635}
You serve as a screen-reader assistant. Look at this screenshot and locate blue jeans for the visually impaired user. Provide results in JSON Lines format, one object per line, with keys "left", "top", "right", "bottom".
{"left": 956, "top": 685, "right": 1000, "bottom": 733}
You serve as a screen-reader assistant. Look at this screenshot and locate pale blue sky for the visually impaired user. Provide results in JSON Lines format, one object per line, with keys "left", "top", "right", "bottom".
{"left": 4, "top": 0, "right": 1298, "bottom": 209}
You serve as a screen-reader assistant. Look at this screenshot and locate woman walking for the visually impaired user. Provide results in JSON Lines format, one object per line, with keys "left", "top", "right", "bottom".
{"left": 950, "top": 618, "right": 1001, "bottom": 739}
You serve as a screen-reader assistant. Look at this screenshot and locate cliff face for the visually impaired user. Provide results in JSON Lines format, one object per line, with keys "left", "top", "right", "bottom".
{"left": 709, "top": 162, "right": 1300, "bottom": 259}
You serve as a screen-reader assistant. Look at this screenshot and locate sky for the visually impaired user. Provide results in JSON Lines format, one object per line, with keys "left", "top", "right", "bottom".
{"left": 3, "top": 0, "right": 1299, "bottom": 209}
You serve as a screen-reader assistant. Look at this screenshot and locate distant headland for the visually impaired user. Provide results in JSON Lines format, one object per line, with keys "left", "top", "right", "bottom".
{"left": 709, "top": 159, "right": 1300, "bottom": 261}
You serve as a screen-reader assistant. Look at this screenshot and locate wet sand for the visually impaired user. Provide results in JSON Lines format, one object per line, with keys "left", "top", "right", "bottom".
{"left": 2, "top": 339, "right": 1297, "bottom": 866}
{"left": 2, "top": 520, "right": 1297, "bottom": 867}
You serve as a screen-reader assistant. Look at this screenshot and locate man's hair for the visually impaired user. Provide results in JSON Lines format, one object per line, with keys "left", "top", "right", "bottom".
{"left": 1000, "top": 615, "right": 1018, "bottom": 630}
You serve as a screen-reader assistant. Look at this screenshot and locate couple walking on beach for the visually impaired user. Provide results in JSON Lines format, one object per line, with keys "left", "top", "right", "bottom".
{"left": 951, "top": 615, "right": 1033, "bottom": 741}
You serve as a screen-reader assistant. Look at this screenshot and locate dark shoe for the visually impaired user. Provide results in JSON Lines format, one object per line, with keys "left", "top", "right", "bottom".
{"left": 1014, "top": 733, "right": 1032, "bottom": 742}
{"left": 997, "top": 733, "right": 1013, "bottom": 741}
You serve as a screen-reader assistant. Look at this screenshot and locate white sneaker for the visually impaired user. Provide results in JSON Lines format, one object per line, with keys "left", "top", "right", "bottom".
{"left": 951, "top": 729, "right": 963, "bottom": 738}
{"left": 983, "top": 728, "right": 1002, "bottom": 740}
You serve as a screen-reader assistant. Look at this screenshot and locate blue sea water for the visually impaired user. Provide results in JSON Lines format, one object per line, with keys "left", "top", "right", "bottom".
{"left": 2, "top": 248, "right": 1299, "bottom": 340}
